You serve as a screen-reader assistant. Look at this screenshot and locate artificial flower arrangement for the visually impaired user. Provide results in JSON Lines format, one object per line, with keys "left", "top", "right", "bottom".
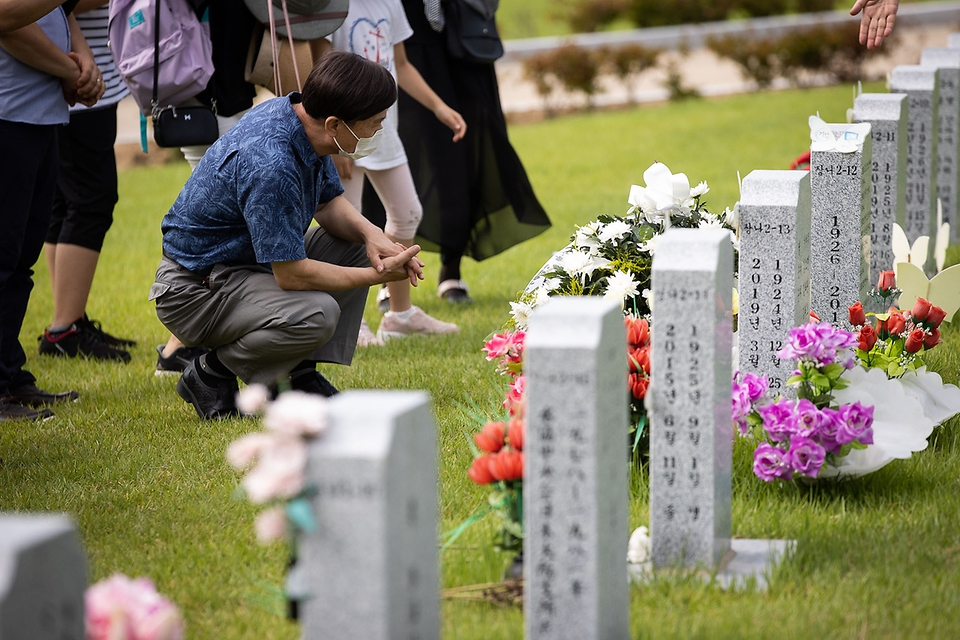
{"left": 733, "top": 320, "right": 877, "bottom": 482}
{"left": 86, "top": 574, "right": 184, "bottom": 640}
{"left": 226, "top": 386, "right": 329, "bottom": 617}
{"left": 450, "top": 330, "right": 526, "bottom": 557}
{"left": 508, "top": 162, "right": 737, "bottom": 449}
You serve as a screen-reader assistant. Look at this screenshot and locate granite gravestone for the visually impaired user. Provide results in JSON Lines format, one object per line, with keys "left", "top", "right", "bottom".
{"left": 523, "top": 297, "right": 630, "bottom": 640}
{"left": 738, "top": 170, "right": 812, "bottom": 393}
{"left": 649, "top": 229, "right": 733, "bottom": 569}
{"left": 809, "top": 122, "right": 872, "bottom": 325}
{"left": 949, "top": 33, "right": 960, "bottom": 50}
{"left": 298, "top": 391, "right": 438, "bottom": 640}
{"left": 920, "top": 49, "right": 960, "bottom": 244}
{"left": 0, "top": 514, "right": 86, "bottom": 640}
{"left": 890, "top": 65, "right": 940, "bottom": 246}
{"left": 853, "top": 93, "right": 909, "bottom": 286}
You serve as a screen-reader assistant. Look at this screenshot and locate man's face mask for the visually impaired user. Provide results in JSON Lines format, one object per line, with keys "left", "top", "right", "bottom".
{"left": 335, "top": 120, "right": 382, "bottom": 160}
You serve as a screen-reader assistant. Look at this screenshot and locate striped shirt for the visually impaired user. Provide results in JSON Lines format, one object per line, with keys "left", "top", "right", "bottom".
{"left": 71, "top": 5, "right": 129, "bottom": 112}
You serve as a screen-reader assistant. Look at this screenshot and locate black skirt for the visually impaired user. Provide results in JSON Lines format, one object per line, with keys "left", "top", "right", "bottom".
{"left": 361, "top": 0, "right": 550, "bottom": 263}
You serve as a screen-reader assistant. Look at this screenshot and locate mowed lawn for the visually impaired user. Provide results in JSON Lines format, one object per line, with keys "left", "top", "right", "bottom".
{"left": 4, "top": 82, "right": 960, "bottom": 639}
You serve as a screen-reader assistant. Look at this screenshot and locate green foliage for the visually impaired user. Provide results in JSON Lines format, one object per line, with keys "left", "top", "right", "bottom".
{"left": 562, "top": 0, "right": 629, "bottom": 33}
{"left": 6, "top": 83, "right": 960, "bottom": 638}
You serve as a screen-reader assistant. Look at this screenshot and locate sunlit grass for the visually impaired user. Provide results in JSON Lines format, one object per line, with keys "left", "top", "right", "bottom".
{"left": 4, "top": 82, "right": 959, "bottom": 638}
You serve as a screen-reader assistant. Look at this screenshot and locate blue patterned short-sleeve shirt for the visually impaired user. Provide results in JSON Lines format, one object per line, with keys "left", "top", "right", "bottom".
{"left": 161, "top": 94, "right": 344, "bottom": 274}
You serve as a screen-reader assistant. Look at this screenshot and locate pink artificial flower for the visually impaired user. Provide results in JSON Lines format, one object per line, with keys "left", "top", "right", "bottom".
{"left": 263, "top": 390, "right": 328, "bottom": 437}
{"left": 236, "top": 383, "right": 270, "bottom": 415}
{"left": 241, "top": 434, "right": 307, "bottom": 503}
{"left": 503, "top": 375, "right": 526, "bottom": 417}
{"left": 226, "top": 432, "right": 274, "bottom": 470}
{"left": 254, "top": 506, "right": 288, "bottom": 543}
{"left": 86, "top": 574, "right": 184, "bottom": 640}
{"left": 483, "top": 333, "right": 512, "bottom": 360}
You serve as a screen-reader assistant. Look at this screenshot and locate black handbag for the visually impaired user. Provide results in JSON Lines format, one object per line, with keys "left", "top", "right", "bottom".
{"left": 444, "top": 0, "right": 503, "bottom": 64}
{"left": 152, "top": 105, "right": 219, "bottom": 148}
{"left": 149, "top": 0, "right": 218, "bottom": 148}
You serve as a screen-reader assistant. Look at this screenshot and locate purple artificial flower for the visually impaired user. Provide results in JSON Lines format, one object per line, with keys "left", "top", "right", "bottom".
{"left": 757, "top": 397, "right": 797, "bottom": 442}
{"left": 777, "top": 324, "right": 824, "bottom": 362}
{"left": 817, "top": 407, "right": 845, "bottom": 455}
{"left": 753, "top": 443, "right": 793, "bottom": 482}
{"left": 786, "top": 436, "right": 826, "bottom": 478}
{"left": 837, "top": 401, "right": 875, "bottom": 446}
{"left": 731, "top": 381, "right": 752, "bottom": 435}
{"left": 740, "top": 372, "right": 769, "bottom": 403}
{"left": 816, "top": 323, "right": 858, "bottom": 351}
{"left": 793, "top": 398, "right": 822, "bottom": 438}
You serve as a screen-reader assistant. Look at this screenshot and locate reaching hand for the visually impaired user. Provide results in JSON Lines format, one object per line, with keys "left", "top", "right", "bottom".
{"left": 850, "top": 0, "right": 900, "bottom": 50}
{"left": 434, "top": 104, "right": 467, "bottom": 142}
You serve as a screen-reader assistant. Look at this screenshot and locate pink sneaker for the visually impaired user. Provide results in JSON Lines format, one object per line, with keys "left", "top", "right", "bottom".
{"left": 357, "top": 318, "right": 384, "bottom": 347}
{"left": 377, "top": 306, "right": 459, "bottom": 341}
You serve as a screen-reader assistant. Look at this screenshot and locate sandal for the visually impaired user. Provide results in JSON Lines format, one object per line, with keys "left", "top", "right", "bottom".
{"left": 437, "top": 279, "right": 472, "bottom": 304}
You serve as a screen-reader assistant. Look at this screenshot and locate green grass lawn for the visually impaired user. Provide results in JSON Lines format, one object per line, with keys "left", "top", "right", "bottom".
{"left": 5, "top": 82, "right": 960, "bottom": 639}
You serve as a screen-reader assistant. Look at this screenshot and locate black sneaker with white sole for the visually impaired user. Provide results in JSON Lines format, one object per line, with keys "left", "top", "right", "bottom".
{"left": 78, "top": 315, "right": 137, "bottom": 347}
{"left": 156, "top": 344, "right": 210, "bottom": 376}
{"left": 39, "top": 323, "right": 131, "bottom": 362}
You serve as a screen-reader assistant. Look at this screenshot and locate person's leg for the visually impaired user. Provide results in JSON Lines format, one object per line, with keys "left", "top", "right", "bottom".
{"left": 0, "top": 120, "right": 75, "bottom": 419}
{"left": 366, "top": 165, "right": 458, "bottom": 339}
{"left": 154, "top": 228, "right": 369, "bottom": 388}
{"left": 40, "top": 107, "right": 131, "bottom": 360}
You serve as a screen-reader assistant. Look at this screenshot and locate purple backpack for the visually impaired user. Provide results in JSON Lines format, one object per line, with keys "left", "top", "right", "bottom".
{"left": 108, "top": 0, "right": 214, "bottom": 115}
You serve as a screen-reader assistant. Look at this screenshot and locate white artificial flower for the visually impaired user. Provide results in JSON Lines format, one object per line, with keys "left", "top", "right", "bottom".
{"left": 698, "top": 217, "right": 724, "bottom": 232}
{"left": 723, "top": 203, "right": 740, "bottom": 232}
{"left": 237, "top": 383, "right": 270, "bottom": 415}
{"left": 598, "top": 220, "right": 632, "bottom": 244}
{"left": 533, "top": 286, "right": 551, "bottom": 307}
{"left": 627, "top": 162, "right": 693, "bottom": 214}
{"left": 510, "top": 300, "right": 534, "bottom": 330}
{"left": 557, "top": 250, "right": 611, "bottom": 281}
{"left": 264, "top": 390, "right": 328, "bottom": 437}
{"left": 690, "top": 181, "right": 710, "bottom": 197}
{"left": 604, "top": 270, "right": 639, "bottom": 305}
{"left": 642, "top": 287, "right": 654, "bottom": 313}
{"left": 639, "top": 235, "right": 660, "bottom": 255}
{"left": 627, "top": 526, "right": 651, "bottom": 564}
{"left": 543, "top": 277, "right": 560, "bottom": 291}
{"left": 575, "top": 222, "right": 602, "bottom": 252}
{"left": 241, "top": 434, "right": 307, "bottom": 503}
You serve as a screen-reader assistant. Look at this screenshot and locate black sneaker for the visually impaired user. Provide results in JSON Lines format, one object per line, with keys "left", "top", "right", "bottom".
{"left": 39, "top": 324, "right": 131, "bottom": 363}
{"left": 1, "top": 383, "right": 78, "bottom": 407}
{"left": 156, "top": 344, "right": 210, "bottom": 377}
{"left": 175, "top": 359, "right": 239, "bottom": 420}
{"left": 290, "top": 370, "right": 340, "bottom": 397}
{"left": 78, "top": 315, "right": 137, "bottom": 347}
{"left": 0, "top": 398, "right": 54, "bottom": 422}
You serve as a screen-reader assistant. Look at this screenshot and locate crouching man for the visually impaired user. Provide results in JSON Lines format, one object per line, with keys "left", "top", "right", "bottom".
{"left": 150, "top": 51, "right": 423, "bottom": 419}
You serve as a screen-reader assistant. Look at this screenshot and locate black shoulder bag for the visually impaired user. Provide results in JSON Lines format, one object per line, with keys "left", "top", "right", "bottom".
{"left": 444, "top": 0, "right": 504, "bottom": 64}
{"left": 151, "top": 0, "right": 219, "bottom": 148}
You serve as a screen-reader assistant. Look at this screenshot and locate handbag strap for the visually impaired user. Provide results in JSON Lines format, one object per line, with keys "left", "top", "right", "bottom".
{"left": 266, "top": 0, "right": 303, "bottom": 96}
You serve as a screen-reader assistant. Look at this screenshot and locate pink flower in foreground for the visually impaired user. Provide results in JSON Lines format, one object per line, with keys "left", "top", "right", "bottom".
{"left": 86, "top": 574, "right": 184, "bottom": 640}
{"left": 241, "top": 434, "right": 307, "bottom": 503}
{"left": 254, "top": 506, "right": 288, "bottom": 543}
{"left": 263, "top": 390, "right": 327, "bottom": 437}
{"left": 504, "top": 375, "right": 525, "bottom": 417}
{"left": 236, "top": 383, "right": 270, "bottom": 415}
{"left": 226, "top": 432, "right": 274, "bottom": 470}
{"left": 482, "top": 333, "right": 512, "bottom": 360}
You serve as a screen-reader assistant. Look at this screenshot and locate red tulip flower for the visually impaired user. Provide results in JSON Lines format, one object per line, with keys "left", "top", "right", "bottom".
{"left": 628, "top": 346, "right": 650, "bottom": 373}
{"left": 629, "top": 373, "right": 649, "bottom": 399}
{"left": 467, "top": 455, "right": 496, "bottom": 485}
{"left": 858, "top": 325, "right": 878, "bottom": 351}
{"left": 926, "top": 305, "right": 947, "bottom": 329}
{"left": 886, "top": 310, "right": 906, "bottom": 337}
{"left": 924, "top": 329, "right": 941, "bottom": 349}
{"left": 488, "top": 449, "right": 523, "bottom": 482}
{"left": 904, "top": 328, "right": 926, "bottom": 353}
{"left": 625, "top": 316, "right": 650, "bottom": 347}
{"left": 848, "top": 301, "right": 866, "bottom": 327}
{"left": 507, "top": 417, "right": 524, "bottom": 451}
{"left": 912, "top": 297, "right": 932, "bottom": 321}
{"left": 877, "top": 270, "right": 896, "bottom": 292}
{"left": 474, "top": 421, "right": 505, "bottom": 453}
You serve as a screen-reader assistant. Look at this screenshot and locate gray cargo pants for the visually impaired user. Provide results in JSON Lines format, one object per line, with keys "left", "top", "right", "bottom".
{"left": 150, "top": 226, "right": 368, "bottom": 385}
